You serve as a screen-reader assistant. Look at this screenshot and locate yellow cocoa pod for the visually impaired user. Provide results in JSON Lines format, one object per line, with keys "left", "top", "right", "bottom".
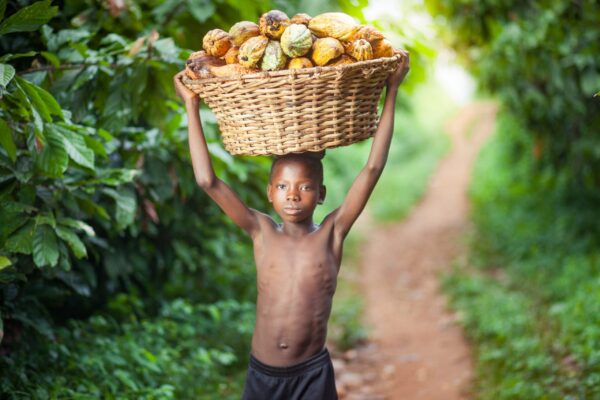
{"left": 229, "top": 21, "right": 260, "bottom": 46}
{"left": 311, "top": 37, "right": 344, "bottom": 66}
{"left": 348, "top": 25, "right": 385, "bottom": 42}
{"left": 308, "top": 12, "right": 359, "bottom": 40}
{"left": 202, "top": 29, "right": 232, "bottom": 57}
{"left": 348, "top": 39, "right": 373, "bottom": 61}
{"left": 259, "top": 10, "right": 290, "bottom": 39}
{"left": 224, "top": 46, "right": 240, "bottom": 64}
{"left": 371, "top": 39, "right": 394, "bottom": 58}
{"left": 290, "top": 13, "right": 311, "bottom": 25}
{"left": 288, "top": 57, "right": 313, "bottom": 69}
{"left": 208, "top": 64, "right": 258, "bottom": 77}
{"left": 329, "top": 54, "right": 356, "bottom": 66}
{"left": 238, "top": 35, "right": 269, "bottom": 68}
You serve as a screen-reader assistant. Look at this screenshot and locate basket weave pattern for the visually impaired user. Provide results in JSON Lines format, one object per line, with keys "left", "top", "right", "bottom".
{"left": 183, "top": 53, "right": 402, "bottom": 156}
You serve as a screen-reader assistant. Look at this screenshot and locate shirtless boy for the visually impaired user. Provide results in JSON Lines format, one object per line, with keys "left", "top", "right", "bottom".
{"left": 173, "top": 50, "right": 409, "bottom": 400}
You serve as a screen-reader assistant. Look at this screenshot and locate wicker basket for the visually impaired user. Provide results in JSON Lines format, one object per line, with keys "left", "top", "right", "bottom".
{"left": 182, "top": 53, "right": 403, "bottom": 156}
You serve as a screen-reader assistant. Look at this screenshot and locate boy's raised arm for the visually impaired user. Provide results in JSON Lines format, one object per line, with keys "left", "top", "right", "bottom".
{"left": 173, "top": 72, "right": 260, "bottom": 236}
{"left": 332, "top": 51, "right": 410, "bottom": 238}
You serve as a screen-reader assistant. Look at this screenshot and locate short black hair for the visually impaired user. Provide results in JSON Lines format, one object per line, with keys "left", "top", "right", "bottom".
{"left": 269, "top": 153, "right": 324, "bottom": 184}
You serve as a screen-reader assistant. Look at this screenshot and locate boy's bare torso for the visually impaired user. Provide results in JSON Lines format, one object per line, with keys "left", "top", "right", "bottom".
{"left": 251, "top": 213, "right": 342, "bottom": 366}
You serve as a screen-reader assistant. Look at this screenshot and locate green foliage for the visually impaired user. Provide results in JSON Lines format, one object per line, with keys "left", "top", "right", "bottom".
{"left": 1, "top": 297, "right": 255, "bottom": 399}
{"left": 425, "top": 0, "right": 600, "bottom": 191}
{"left": 443, "top": 112, "right": 600, "bottom": 399}
{"left": 0, "top": 0, "right": 272, "bottom": 395}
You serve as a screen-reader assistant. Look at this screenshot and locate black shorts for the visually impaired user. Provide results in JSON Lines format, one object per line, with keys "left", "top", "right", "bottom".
{"left": 241, "top": 347, "right": 338, "bottom": 400}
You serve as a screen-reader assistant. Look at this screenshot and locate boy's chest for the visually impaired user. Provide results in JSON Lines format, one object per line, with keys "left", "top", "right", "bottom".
{"left": 253, "top": 230, "right": 341, "bottom": 278}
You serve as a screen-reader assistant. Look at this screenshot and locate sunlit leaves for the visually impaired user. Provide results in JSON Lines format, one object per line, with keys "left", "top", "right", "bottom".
{"left": 51, "top": 125, "right": 94, "bottom": 169}
{"left": 0, "top": 256, "right": 11, "bottom": 270}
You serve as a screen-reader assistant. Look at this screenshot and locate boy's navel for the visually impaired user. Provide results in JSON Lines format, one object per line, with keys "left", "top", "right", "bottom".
{"left": 279, "top": 342, "right": 288, "bottom": 349}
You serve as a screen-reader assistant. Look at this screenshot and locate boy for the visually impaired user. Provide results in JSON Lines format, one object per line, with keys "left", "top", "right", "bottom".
{"left": 173, "top": 50, "right": 409, "bottom": 400}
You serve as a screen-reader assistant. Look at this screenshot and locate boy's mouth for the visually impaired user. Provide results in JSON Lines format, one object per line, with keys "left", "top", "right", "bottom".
{"left": 283, "top": 207, "right": 302, "bottom": 215}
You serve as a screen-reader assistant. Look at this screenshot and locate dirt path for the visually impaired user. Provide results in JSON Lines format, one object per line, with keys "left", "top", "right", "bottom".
{"left": 331, "top": 101, "right": 498, "bottom": 400}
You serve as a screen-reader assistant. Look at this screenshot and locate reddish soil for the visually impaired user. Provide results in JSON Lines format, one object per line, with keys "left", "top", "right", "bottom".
{"left": 331, "top": 102, "right": 498, "bottom": 400}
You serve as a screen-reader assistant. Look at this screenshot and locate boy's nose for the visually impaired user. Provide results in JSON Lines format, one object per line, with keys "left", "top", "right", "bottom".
{"left": 287, "top": 190, "right": 299, "bottom": 201}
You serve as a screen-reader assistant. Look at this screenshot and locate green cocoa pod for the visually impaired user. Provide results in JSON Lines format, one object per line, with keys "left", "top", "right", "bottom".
{"left": 260, "top": 40, "right": 287, "bottom": 71}
{"left": 238, "top": 35, "right": 269, "bottom": 68}
{"left": 229, "top": 21, "right": 260, "bottom": 46}
{"left": 280, "top": 24, "right": 313, "bottom": 58}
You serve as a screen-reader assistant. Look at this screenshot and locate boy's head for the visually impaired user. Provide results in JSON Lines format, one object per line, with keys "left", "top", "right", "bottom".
{"left": 267, "top": 153, "right": 326, "bottom": 222}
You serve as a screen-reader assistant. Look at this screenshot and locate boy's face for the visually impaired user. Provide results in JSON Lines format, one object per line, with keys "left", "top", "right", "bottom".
{"left": 267, "top": 159, "right": 325, "bottom": 223}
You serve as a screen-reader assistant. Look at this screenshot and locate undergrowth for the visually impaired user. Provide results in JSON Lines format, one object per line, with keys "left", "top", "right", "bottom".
{"left": 443, "top": 112, "right": 600, "bottom": 399}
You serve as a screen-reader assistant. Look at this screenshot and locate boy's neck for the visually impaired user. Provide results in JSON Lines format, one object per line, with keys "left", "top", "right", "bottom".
{"left": 279, "top": 219, "right": 318, "bottom": 237}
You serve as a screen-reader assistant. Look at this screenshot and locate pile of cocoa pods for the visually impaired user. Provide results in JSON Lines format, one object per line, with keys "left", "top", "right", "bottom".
{"left": 185, "top": 10, "right": 395, "bottom": 79}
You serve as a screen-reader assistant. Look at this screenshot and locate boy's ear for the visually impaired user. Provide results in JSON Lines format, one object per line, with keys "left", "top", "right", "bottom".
{"left": 318, "top": 185, "right": 326, "bottom": 205}
{"left": 267, "top": 184, "right": 273, "bottom": 203}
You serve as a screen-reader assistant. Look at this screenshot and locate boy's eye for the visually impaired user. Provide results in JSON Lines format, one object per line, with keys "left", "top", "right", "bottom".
{"left": 276, "top": 184, "right": 286, "bottom": 190}
{"left": 301, "top": 185, "right": 312, "bottom": 191}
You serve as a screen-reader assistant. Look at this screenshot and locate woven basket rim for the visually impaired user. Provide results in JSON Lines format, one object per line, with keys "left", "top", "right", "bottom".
{"left": 182, "top": 52, "right": 403, "bottom": 84}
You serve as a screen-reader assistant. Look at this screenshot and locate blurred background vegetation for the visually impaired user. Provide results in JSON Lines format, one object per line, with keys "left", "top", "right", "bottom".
{"left": 0, "top": 0, "right": 599, "bottom": 398}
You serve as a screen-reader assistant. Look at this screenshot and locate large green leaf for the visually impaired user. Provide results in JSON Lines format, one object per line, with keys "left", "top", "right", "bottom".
{"left": 0, "top": 63, "right": 14, "bottom": 87}
{"left": 36, "top": 125, "right": 68, "bottom": 178}
{"left": 4, "top": 220, "right": 35, "bottom": 254}
{"left": 33, "top": 224, "right": 59, "bottom": 267}
{"left": 55, "top": 225, "right": 87, "bottom": 259}
{"left": 31, "top": 83, "right": 63, "bottom": 119}
{"left": 0, "top": 118, "right": 16, "bottom": 162}
{"left": 104, "top": 188, "right": 137, "bottom": 230}
{"left": 49, "top": 124, "right": 94, "bottom": 169}
{"left": 17, "top": 77, "right": 51, "bottom": 122}
{"left": 0, "top": 0, "right": 58, "bottom": 36}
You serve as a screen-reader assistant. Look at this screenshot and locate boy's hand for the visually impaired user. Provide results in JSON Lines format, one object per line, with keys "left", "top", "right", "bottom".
{"left": 173, "top": 71, "right": 199, "bottom": 107}
{"left": 386, "top": 50, "right": 410, "bottom": 90}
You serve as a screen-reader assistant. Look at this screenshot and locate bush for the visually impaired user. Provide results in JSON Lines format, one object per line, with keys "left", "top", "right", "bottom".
{"left": 1, "top": 297, "right": 255, "bottom": 399}
{"left": 0, "top": 0, "right": 271, "bottom": 394}
{"left": 443, "top": 112, "right": 600, "bottom": 398}
{"left": 425, "top": 0, "right": 600, "bottom": 190}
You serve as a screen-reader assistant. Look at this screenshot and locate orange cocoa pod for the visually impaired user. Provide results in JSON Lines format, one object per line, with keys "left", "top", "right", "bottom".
{"left": 202, "top": 29, "right": 232, "bottom": 57}
{"left": 224, "top": 46, "right": 240, "bottom": 64}
{"left": 371, "top": 39, "right": 394, "bottom": 58}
